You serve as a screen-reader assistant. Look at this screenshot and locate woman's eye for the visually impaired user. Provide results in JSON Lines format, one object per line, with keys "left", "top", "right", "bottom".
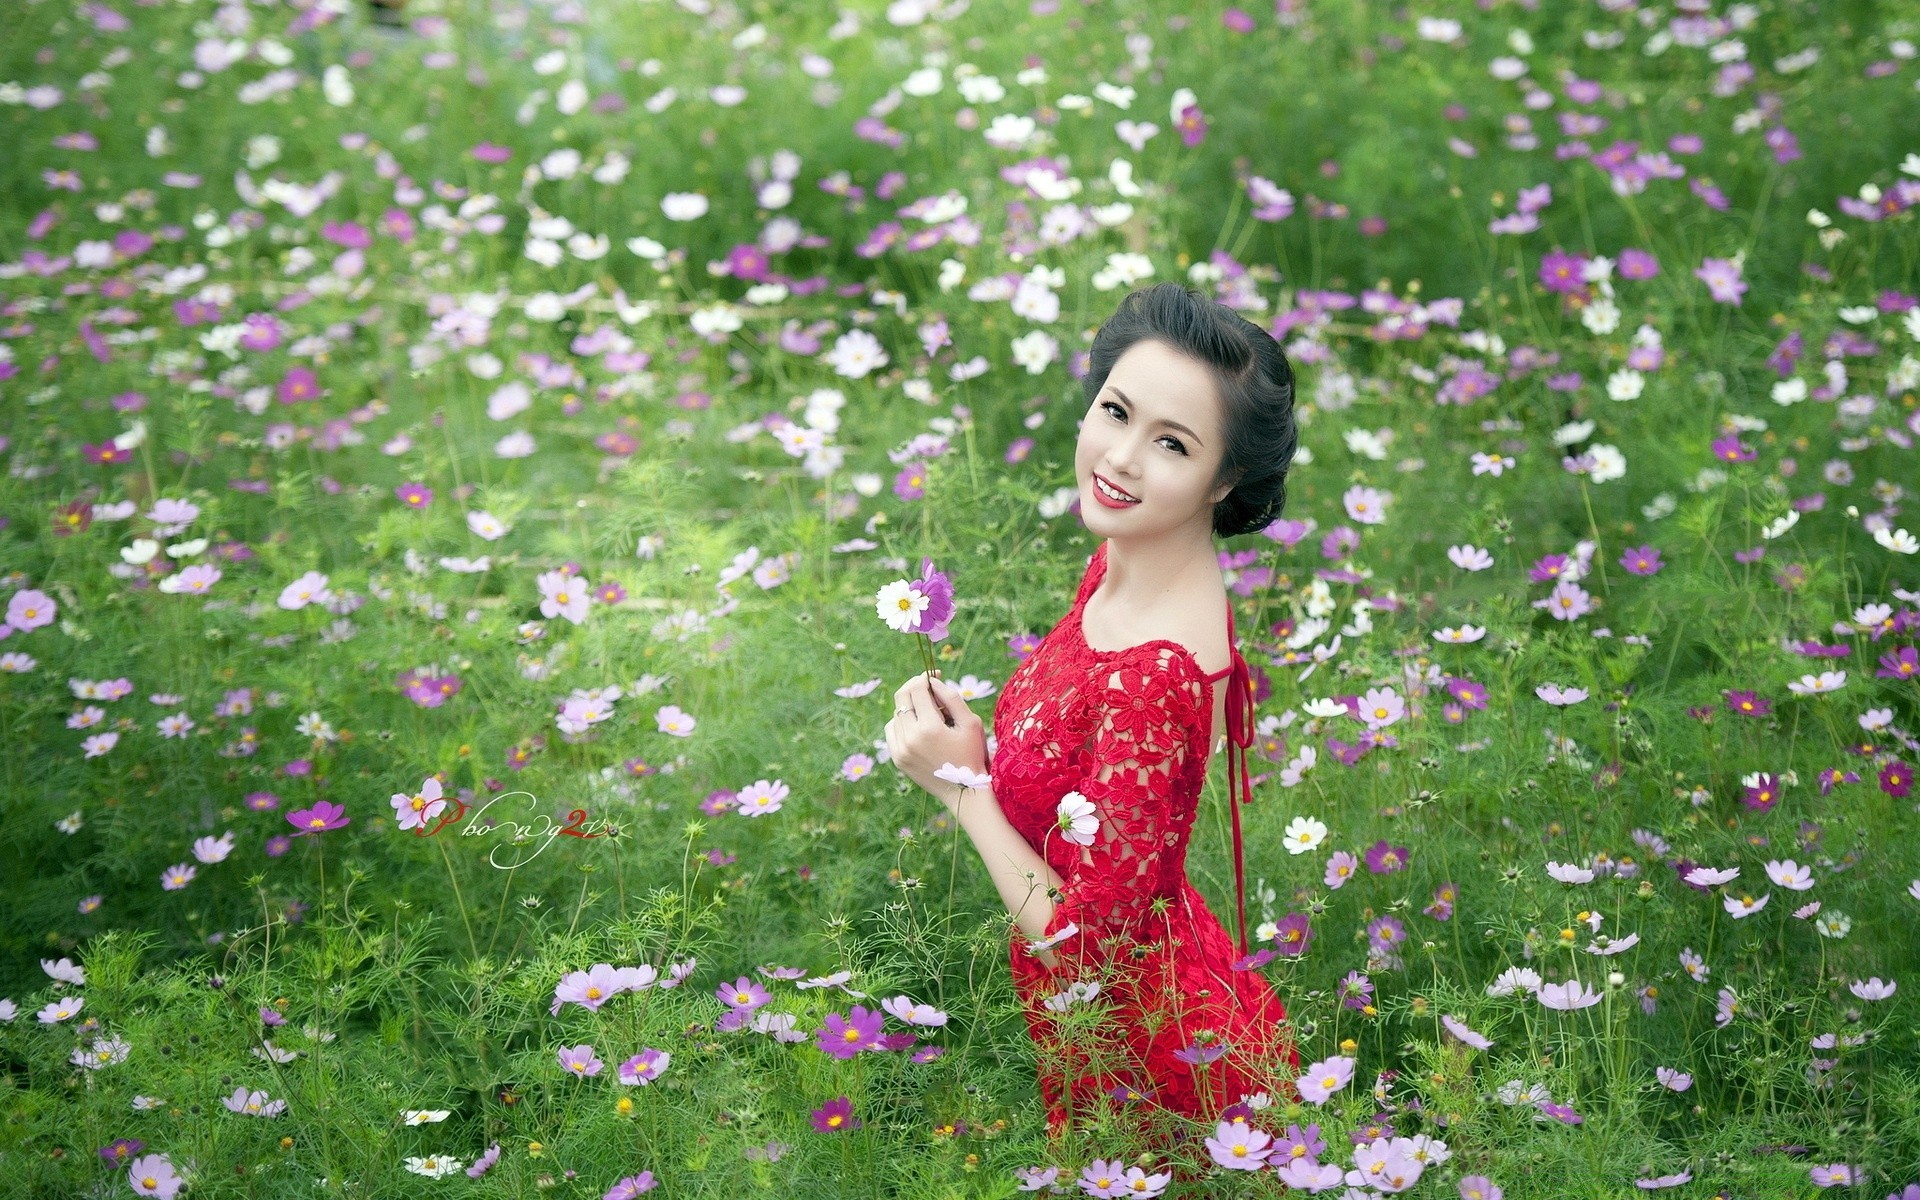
{"left": 1104, "top": 402, "right": 1185, "bottom": 454}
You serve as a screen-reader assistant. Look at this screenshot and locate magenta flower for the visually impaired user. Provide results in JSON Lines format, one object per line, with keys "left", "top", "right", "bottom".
{"left": 1364, "top": 840, "right": 1410, "bottom": 874}
{"left": 1619, "top": 545, "right": 1663, "bottom": 576}
{"left": 99, "top": 1137, "right": 146, "bottom": 1165}
{"left": 1538, "top": 249, "right": 1589, "bottom": 295}
{"left": 1271, "top": 912, "right": 1313, "bottom": 956}
{"left": 277, "top": 366, "right": 320, "bottom": 405}
{"left": 472, "top": 142, "right": 513, "bottom": 163}
{"left": 1724, "top": 689, "right": 1772, "bottom": 717}
{"left": 618, "top": 1048, "right": 671, "bottom": 1085}
{"left": 604, "top": 1173, "right": 658, "bottom": 1199}
{"left": 1173, "top": 1039, "right": 1229, "bottom": 1065}
{"left": 1711, "top": 434, "right": 1756, "bottom": 463}
{"left": 1881, "top": 761, "right": 1913, "bottom": 799}
{"left": 553, "top": 964, "right": 622, "bottom": 1013}
{"left": 1694, "top": 256, "right": 1748, "bottom": 305}
{"left": 1617, "top": 248, "right": 1660, "bottom": 280}
{"left": 810, "top": 1095, "right": 861, "bottom": 1133}
{"left": 557, "top": 1043, "right": 604, "bottom": 1077}
{"left": 717, "top": 976, "right": 772, "bottom": 1011}
{"left": 815, "top": 1006, "right": 885, "bottom": 1060}
{"left": 892, "top": 462, "right": 927, "bottom": 501}
{"left": 395, "top": 482, "right": 433, "bottom": 510}
{"left": 286, "top": 800, "right": 349, "bottom": 835}
{"left": 907, "top": 558, "right": 954, "bottom": 642}
{"left": 1879, "top": 646, "right": 1918, "bottom": 680}
{"left": 594, "top": 580, "right": 628, "bottom": 604}
{"left": 1176, "top": 102, "right": 1209, "bottom": 147}
{"left": 1742, "top": 773, "right": 1783, "bottom": 812}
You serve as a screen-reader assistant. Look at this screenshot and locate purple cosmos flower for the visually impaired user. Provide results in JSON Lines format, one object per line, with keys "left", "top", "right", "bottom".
{"left": 286, "top": 800, "right": 349, "bottom": 835}
{"left": 6, "top": 589, "right": 56, "bottom": 633}
{"left": 1339, "top": 970, "right": 1375, "bottom": 1011}
{"left": 466, "top": 1145, "right": 501, "bottom": 1178}
{"left": 277, "top": 366, "right": 320, "bottom": 405}
{"left": 1176, "top": 102, "right": 1209, "bottom": 147}
{"left": 553, "top": 964, "right": 623, "bottom": 1014}
{"left": 1459, "top": 1177, "right": 1503, "bottom": 1200}
{"left": 395, "top": 482, "right": 433, "bottom": 510}
{"left": 619, "top": 1049, "right": 671, "bottom": 1085}
{"left": 717, "top": 976, "right": 771, "bottom": 1011}
{"left": 1538, "top": 249, "right": 1588, "bottom": 295}
{"left": 1173, "top": 1040, "right": 1229, "bottom": 1065}
{"left": 1711, "top": 434, "right": 1756, "bottom": 463}
{"left": 557, "top": 1044, "right": 604, "bottom": 1078}
{"left": 1270, "top": 912, "right": 1313, "bottom": 956}
{"left": 810, "top": 1095, "right": 861, "bottom": 1133}
{"left": 1694, "top": 257, "right": 1748, "bottom": 305}
{"left": 1617, "top": 248, "right": 1660, "bottom": 279}
{"left": 1294, "top": 1055, "right": 1355, "bottom": 1104}
{"left": 1724, "top": 689, "right": 1772, "bottom": 717}
{"left": 815, "top": 1006, "right": 885, "bottom": 1060}
{"left": 604, "top": 1172, "right": 658, "bottom": 1199}
{"left": 1619, "top": 545, "right": 1663, "bottom": 575}
{"left": 99, "top": 1138, "right": 146, "bottom": 1165}
{"left": 1364, "top": 840, "right": 1410, "bottom": 874}
{"left": 1540, "top": 1101, "right": 1584, "bottom": 1125}
{"left": 907, "top": 558, "right": 955, "bottom": 641}
{"left": 1743, "top": 773, "right": 1783, "bottom": 812}
{"left": 1324, "top": 851, "right": 1360, "bottom": 890}
{"left": 1367, "top": 915, "right": 1408, "bottom": 955}
{"left": 892, "top": 462, "right": 927, "bottom": 501}
{"left": 1877, "top": 646, "right": 1919, "bottom": 680}
{"left": 1880, "top": 761, "right": 1913, "bottom": 799}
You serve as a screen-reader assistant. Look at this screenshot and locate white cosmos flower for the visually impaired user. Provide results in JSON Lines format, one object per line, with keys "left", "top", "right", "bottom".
{"left": 874, "top": 580, "right": 926, "bottom": 632}
{"left": 1723, "top": 892, "right": 1770, "bottom": 918}
{"left": 1873, "top": 526, "right": 1918, "bottom": 554}
{"left": 1785, "top": 670, "right": 1846, "bottom": 696}
{"left": 660, "top": 192, "right": 709, "bottom": 221}
{"left": 1537, "top": 980, "right": 1603, "bottom": 1010}
{"left": 1545, "top": 861, "right": 1595, "bottom": 884}
{"left": 1282, "top": 817, "right": 1328, "bottom": 855}
{"left": 467, "top": 510, "right": 510, "bottom": 541}
{"left": 1054, "top": 791, "right": 1098, "bottom": 845}
{"left": 1301, "top": 698, "right": 1348, "bottom": 719}
{"left": 1760, "top": 510, "right": 1799, "bottom": 539}
{"left": 1433, "top": 624, "right": 1486, "bottom": 643}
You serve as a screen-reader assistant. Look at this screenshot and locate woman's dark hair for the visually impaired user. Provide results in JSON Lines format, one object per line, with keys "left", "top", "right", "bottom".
{"left": 1082, "top": 282, "right": 1299, "bottom": 539}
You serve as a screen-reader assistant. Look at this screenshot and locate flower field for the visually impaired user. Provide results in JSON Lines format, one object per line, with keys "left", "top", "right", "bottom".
{"left": 3, "top": 0, "right": 1920, "bottom": 1196}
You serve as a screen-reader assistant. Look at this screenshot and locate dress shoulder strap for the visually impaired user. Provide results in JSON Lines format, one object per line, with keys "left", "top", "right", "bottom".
{"left": 1214, "top": 594, "right": 1256, "bottom": 958}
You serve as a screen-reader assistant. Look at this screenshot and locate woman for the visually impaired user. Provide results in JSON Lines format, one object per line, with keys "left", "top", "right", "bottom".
{"left": 884, "top": 283, "right": 1302, "bottom": 1140}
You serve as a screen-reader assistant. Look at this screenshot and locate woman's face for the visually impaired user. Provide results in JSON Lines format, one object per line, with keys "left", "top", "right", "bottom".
{"left": 1074, "top": 338, "right": 1234, "bottom": 540}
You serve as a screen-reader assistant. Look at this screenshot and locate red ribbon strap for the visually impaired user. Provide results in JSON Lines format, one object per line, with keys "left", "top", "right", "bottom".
{"left": 1222, "top": 605, "right": 1255, "bottom": 958}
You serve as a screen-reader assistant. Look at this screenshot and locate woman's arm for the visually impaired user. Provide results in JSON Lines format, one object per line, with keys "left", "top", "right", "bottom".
{"left": 952, "top": 785, "right": 1065, "bottom": 970}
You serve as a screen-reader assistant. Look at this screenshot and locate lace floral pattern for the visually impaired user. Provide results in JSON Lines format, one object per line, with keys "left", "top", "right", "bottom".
{"left": 991, "top": 542, "right": 1298, "bottom": 1135}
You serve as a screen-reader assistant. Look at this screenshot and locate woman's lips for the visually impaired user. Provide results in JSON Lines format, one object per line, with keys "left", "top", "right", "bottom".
{"left": 1091, "top": 473, "right": 1140, "bottom": 508}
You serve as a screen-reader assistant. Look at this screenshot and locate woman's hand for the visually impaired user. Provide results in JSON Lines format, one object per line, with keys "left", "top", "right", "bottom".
{"left": 883, "top": 671, "right": 990, "bottom": 813}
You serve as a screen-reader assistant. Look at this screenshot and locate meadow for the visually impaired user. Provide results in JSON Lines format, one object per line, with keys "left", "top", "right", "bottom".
{"left": 2, "top": 0, "right": 1919, "bottom": 1195}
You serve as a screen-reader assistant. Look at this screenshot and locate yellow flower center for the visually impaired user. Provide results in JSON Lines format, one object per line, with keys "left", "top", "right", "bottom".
{"left": 585, "top": 987, "right": 602, "bottom": 1000}
{"left": 827, "top": 1115, "right": 843, "bottom": 1127}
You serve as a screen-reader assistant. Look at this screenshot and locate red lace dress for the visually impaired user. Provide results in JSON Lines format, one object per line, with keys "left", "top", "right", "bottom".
{"left": 990, "top": 540, "right": 1298, "bottom": 1137}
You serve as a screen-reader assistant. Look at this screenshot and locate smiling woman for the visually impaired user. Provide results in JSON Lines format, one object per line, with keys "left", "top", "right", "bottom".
{"left": 890, "top": 284, "right": 1305, "bottom": 1141}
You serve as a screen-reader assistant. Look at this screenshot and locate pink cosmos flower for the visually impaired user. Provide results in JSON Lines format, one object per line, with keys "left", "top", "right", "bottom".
{"left": 618, "top": 1048, "right": 671, "bottom": 1085}
{"left": 557, "top": 1044, "right": 604, "bottom": 1077}
{"left": 6, "top": 589, "right": 55, "bottom": 632}
{"left": 286, "top": 800, "right": 349, "bottom": 835}
{"left": 1694, "top": 257, "right": 1748, "bottom": 305}
{"left": 1294, "top": 1055, "right": 1355, "bottom": 1104}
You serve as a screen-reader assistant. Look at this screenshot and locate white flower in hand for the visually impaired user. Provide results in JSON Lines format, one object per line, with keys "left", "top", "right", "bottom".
{"left": 934, "top": 763, "right": 990, "bottom": 790}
